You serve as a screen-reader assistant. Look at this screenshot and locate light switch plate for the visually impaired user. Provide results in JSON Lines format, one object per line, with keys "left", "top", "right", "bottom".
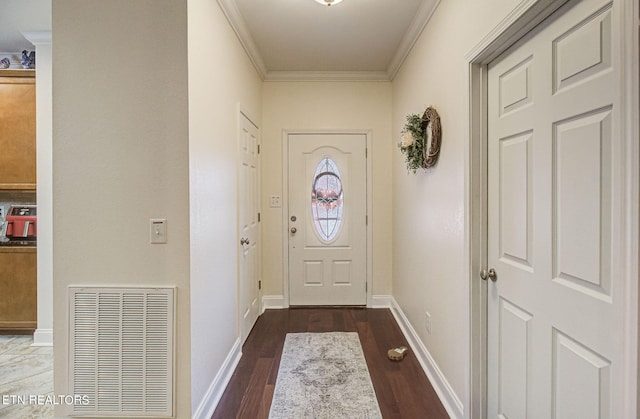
{"left": 270, "top": 196, "right": 281, "bottom": 208}
{"left": 150, "top": 219, "right": 167, "bottom": 244}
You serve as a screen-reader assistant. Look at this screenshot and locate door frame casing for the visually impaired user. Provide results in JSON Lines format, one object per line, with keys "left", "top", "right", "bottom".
{"left": 465, "top": 0, "right": 639, "bottom": 418}
{"left": 281, "top": 130, "right": 373, "bottom": 307}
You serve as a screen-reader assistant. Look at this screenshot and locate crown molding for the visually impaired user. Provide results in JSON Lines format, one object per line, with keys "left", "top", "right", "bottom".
{"left": 217, "top": 0, "right": 268, "bottom": 79}
{"left": 386, "top": 0, "right": 441, "bottom": 81}
{"left": 21, "top": 31, "right": 52, "bottom": 46}
{"left": 264, "top": 70, "right": 390, "bottom": 82}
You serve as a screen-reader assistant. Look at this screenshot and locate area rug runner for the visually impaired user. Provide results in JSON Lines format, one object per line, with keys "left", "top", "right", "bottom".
{"left": 269, "top": 332, "right": 382, "bottom": 419}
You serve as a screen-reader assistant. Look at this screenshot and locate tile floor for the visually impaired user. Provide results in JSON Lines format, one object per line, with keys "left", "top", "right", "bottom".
{"left": 0, "top": 335, "right": 53, "bottom": 418}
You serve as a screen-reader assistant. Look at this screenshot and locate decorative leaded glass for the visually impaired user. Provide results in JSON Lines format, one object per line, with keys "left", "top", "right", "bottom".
{"left": 311, "top": 157, "right": 344, "bottom": 242}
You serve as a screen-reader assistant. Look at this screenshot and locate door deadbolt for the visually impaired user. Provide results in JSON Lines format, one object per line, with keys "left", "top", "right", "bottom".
{"left": 290, "top": 227, "right": 297, "bottom": 234}
{"left": 480, "top": 268, "right": 497, "bottom": 282}
{"left": 291, "top": 215, "right": 297, "bottom": 222}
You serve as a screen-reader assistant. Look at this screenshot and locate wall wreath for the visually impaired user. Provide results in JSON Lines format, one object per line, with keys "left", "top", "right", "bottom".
{"left": 398, "top": 106, "right": 442, "bottom": 173}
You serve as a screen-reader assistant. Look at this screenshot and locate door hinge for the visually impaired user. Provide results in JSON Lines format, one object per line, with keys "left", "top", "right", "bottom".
{"left": 366, "top": 215, "right": 368, "bottom": 226}
{"left": 365, "top": 148, "right": 368, "bottom": 158}
{"left": 366, "top": 282, "right": 368, "bottom": 292}
{"left": 258, "top": 280, "right": 262, "bottom": 290}
{"left": 258, "top": 212, "right": 261, "bottom": 222}
{"left": 257, "top": 144, "right": 261, "bottom": 154}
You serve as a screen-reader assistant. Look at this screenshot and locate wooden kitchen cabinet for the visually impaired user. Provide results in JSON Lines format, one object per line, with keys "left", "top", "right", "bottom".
{"left": 0, "top": 70, "right": 36, "bottom": 190}
{"left": 0, "top": 247, "right": 37, "bottom": 331}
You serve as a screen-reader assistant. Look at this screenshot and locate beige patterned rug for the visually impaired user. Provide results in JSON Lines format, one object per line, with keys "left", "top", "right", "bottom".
{"left": 269, "top": 332, "right": 382, "bottom": 419}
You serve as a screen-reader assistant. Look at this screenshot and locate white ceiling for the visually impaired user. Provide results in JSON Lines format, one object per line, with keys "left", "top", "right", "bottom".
{"left": 0, "top": 0, "right": 51, "bottom": 52}
{"left": 0, "top": 0, "right": 439, "bottom": 81}
{"left": 219, "top": 0, "right": 440, "bottom": 80}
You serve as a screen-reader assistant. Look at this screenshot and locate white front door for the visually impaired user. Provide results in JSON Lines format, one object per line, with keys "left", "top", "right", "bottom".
{"left": 239, "top": 112, "right": 260, "bottom": 343}
{"left": 288, "top": 134, "right": 367, "bottom": 306}
{"left": 487, "top": 0, "right": 624, "bottom": 417}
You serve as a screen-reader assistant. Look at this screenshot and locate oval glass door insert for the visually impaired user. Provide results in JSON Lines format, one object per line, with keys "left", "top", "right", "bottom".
{"left": 311, "top": 157, "right": 344, "bottom": 242}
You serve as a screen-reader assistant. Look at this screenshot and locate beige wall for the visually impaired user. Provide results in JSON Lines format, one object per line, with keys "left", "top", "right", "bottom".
{"left": 261, "top": 81, "right": 393, "bottom": 299}
{"left": 53, "top": 1, "right": 191, "bottom": 417}
{"left": 188, "top": 0, "right": 262, "bottom": 414}
{"left": 391, "top": 0, "right": 521, "bottom": 411}
{"left": 53, "top": 0, "right": 263, "bottom": 417}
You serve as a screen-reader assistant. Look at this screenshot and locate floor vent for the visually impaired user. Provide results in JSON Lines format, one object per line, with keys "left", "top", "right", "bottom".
{"left": 69, "top": 286, "right": 175, "bottom": 418}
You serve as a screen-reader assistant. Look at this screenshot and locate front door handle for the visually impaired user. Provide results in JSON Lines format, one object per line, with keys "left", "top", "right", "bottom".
{"left": 240, "top": 238, "right": 249, "bottom": 245}
{"left": 290, "top": 227, "right": 297, "bottom": 234}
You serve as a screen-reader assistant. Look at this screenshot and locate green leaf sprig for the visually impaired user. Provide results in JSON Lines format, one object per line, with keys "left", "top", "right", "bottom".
{"left": 398, "top": 113, "right": 425, "bottom": 174}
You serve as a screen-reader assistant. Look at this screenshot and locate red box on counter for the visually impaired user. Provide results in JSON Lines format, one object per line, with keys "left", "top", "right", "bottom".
{"left": 6, "top": 205, "right": 37, "bottom": 238}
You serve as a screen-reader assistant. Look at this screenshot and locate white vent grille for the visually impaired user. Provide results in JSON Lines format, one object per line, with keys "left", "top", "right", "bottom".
{"left": 69, "top": 287, "right": 175, "bottom": 418}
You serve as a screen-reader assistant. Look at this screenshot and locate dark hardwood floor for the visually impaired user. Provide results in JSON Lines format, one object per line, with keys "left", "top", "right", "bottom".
{"left": 211, "top": 308, "right": 449, "bottom": 419}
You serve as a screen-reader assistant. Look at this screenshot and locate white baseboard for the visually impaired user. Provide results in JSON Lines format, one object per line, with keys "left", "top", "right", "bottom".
{"left": 263, "top": 294, "right": 391, "bottom": 309}
{"left": 370, "top": 294, "right": 393, "bottom": 308}
{"left": 388, "top": 297, "right": 464, "bottom": 419}
{"left": 192, "top": 338, "right": 242, "bottom": 419}
{"left": 262, "top": 295, "right": 286, "bottom": 311}
{"left": 32, "top": 328, "right": 53, "bottom": 346}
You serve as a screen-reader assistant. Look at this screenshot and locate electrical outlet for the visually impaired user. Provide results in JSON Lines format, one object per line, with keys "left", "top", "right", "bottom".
{"left": 425, "top": 311, "right": 432, "bottom": 334}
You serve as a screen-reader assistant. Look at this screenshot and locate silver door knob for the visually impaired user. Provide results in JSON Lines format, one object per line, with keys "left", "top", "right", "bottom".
{"left": 480, "top": 268, "right": 497, "bottom": 282}
{"left": 240, "top": 238, "right": 249, "bottom": 245}
{"left": 290, "top": 227, "right": 297, "bottom": 234}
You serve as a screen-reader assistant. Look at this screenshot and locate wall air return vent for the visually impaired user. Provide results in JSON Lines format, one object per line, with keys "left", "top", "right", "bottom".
{"left": 68, "top": 287, "right": 175, "bottom": 418}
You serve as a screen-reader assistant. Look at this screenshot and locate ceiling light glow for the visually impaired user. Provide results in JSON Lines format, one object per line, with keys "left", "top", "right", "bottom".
{"left": 314, "top": 0, "right": 344, "bottom": 6}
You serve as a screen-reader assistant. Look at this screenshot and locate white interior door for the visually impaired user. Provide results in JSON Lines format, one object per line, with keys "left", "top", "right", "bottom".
{"left": 239, "top": 112, "right": 260, "bottom": 343}
{"left": 288, "top": 134, "right": 367, "bottom": 306}
{"left": 486, "top": 0, "right": 624, "bottom": 417}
